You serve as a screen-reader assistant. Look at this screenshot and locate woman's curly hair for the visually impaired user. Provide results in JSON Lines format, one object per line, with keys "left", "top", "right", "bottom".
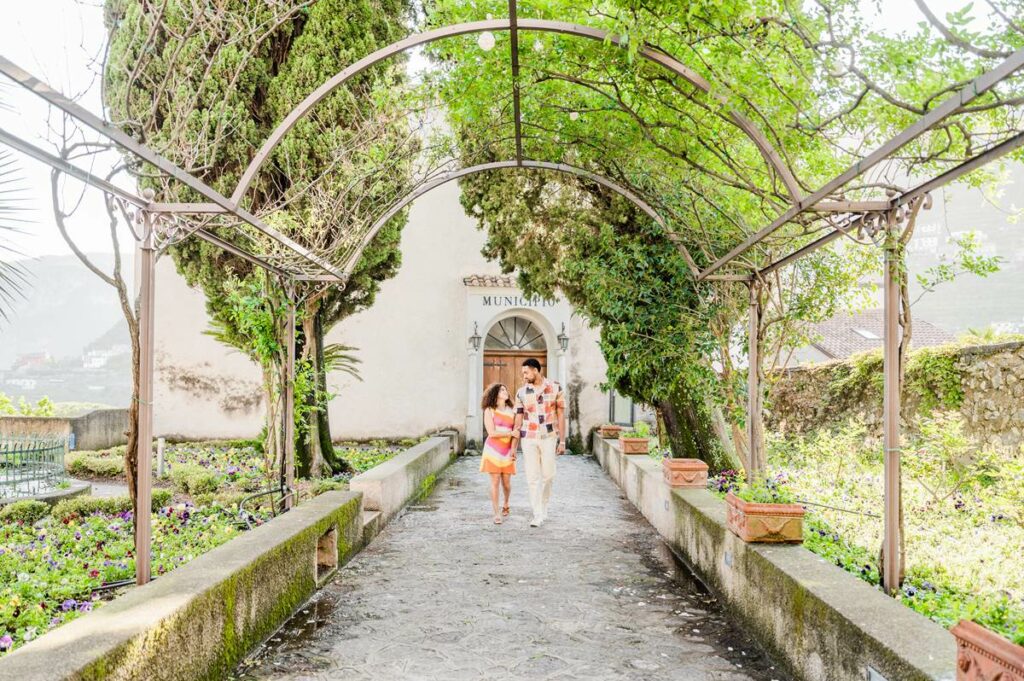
{"left": 481, "top": 382, "right": 514, "bottom": 411}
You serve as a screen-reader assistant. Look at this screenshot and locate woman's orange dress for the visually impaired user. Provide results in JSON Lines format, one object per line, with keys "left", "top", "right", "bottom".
{"left": 480, "top": 407, "right": 517, "bottom": 475}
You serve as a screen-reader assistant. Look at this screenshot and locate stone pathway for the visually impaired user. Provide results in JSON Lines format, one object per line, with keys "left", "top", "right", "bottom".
{"left": 235, "top": 456, "right": 789, "bottom": 681}
{"left": 69, "top": 478, "right": 128, "bottom": 498}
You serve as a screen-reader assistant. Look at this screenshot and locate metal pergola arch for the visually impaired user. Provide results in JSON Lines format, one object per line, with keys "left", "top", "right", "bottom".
{"left": 228, "top": 16, "right": 804, "bottom": 210}
{"left": 340, "top": 159, "right": 702, "bottom": 278}
{"left": 0, "top": 3, "right": 1021, "bottom": 597}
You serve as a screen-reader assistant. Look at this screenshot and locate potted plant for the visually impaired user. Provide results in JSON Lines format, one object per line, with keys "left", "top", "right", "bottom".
{"left": 725, "top": 476, "right": 805, "bottom": 543}
{"left": 598, "top": 424, "right": 624, "bottom": 439}
{"left": 618, "top": 421, "right": 652, "bottom": 455}
{"left": 662, "top": 457, "right": 709, "bottom": 488}
{"left": 951, "top": 619, "right": 1024, "bottom": 681}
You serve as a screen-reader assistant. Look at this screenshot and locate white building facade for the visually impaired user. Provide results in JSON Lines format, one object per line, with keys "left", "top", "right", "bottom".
{"left": 151, "top": 182, "right": 624, "bottom": 447}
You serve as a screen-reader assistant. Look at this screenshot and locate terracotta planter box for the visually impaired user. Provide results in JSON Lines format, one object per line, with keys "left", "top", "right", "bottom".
{"left": 618, "top": 436, "right": 649, "bottom": 455}
{"left": 662, "top": 458, "right": 708, "bottom": 488}
{"left": 725, "top": 492, "right": 804, "bottom": 543}
{"left": 952, "top": 619, "right": 1024, "bottom": 681}
{"left": 598, "top": 424, "right": 624, "bottom": 439}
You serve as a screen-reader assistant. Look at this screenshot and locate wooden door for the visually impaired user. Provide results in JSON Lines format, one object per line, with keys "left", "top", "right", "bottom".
{"left": 483, "top": 351, "right": 547, "bottom": 399}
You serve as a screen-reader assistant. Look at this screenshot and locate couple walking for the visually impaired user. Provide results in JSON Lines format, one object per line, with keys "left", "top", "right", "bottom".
{"left": 479, "top": 358, "right": 566, "bottom": 527}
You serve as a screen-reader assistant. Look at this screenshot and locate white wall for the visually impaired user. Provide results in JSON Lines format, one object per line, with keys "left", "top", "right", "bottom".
{"left": 152, "top": 181, "right": 612, "bottom": 442}
{"left": 152, "top": 256, "right": 264, "bottom": 439}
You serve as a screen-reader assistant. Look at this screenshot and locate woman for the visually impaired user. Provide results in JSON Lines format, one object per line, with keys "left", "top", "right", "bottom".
{"left": 480, "top": 382, "right": 518, "bottom": 524}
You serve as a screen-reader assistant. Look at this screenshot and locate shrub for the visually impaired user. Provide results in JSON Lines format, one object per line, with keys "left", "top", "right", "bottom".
{"left": 170, "top": 463, "right": 221, "bottom": 496}
{"left": 622, "top": 421, "right": 652, "bottom": 439}
{"left": 51, "top": 490, "right": 172, "bottom": 521}
{"left": 904, "top": 412, "right": 994, "bottom": 505}
{"left": 994, "top": 454, "right": 1024, "bottom": 528}
{"left": 0, "top": 500, "right": 49, "bottom": 525}
{"left": 310, "top": 478, "right": 346, "bottom": 496}
{"left": 734, "top": 473, "right": 797, "bottom": 504}
{"left": 65, "top": 451, "right": 124, "bottom": 478}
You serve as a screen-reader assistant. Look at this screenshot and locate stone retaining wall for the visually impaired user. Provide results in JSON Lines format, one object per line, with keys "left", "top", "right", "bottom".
{"left": 0, "top": 408, "right": 129, "bottom": 450}
{"left": 592, "top": 435, "right": 957, "bottom": 681}
{"left": 350, "top": 436, "right": 455, "bottom": 523}
{"left": 769, "top": 341, "right": 1024, "bottom": 447}
{"left": 0, "top": 491, "right": 364, "bottom": 681}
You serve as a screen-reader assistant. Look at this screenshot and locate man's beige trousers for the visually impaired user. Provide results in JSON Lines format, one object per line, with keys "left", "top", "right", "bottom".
{"left": 521, "top": 436, "right": 557, "bottom": 519}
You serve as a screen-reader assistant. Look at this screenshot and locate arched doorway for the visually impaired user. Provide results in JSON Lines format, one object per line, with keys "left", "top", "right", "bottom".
{"left": 482, "top": 315, "right": 547, "bottom": 396}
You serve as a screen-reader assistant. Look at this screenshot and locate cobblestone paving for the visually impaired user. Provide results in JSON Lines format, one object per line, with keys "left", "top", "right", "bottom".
{"left": 235, "top": 456, "right": 790, "bottom": 681}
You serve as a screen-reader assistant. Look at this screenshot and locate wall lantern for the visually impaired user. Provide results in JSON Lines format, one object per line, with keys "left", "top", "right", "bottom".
{"left": 558, "top": 322, "right": 569, "bottom": 352}
{"left": 469, "top": 322, "right": 482, "bottom": 352}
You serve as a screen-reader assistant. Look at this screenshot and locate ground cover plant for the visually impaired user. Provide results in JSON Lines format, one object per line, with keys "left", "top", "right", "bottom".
{"left": 0, "top": 493, "right": 266, "bottom": 656}
{"left": 334, "top": 438, "right": 423, "bottom": 474}
{"left": 66, "top": 437, "right": 423, "bottom": 499}
{"left": 709, "top": 414, "right": 1024, "bottom": 644}
{"left": 4, "top": 436, "right": 430, "bottom": 655}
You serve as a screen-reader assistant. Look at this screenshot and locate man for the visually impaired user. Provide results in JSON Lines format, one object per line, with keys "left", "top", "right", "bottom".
{"left": 513, "top": 358, "right": 566, "bottom": 527}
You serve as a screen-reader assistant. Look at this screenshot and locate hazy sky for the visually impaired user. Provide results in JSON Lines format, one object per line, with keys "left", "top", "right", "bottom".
{"left": 0, "top": 0, "right": 997, "bottom": 259}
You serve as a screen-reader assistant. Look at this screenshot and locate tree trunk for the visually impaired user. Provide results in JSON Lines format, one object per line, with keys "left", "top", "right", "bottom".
{"left": 126, "top": 335, "right": 140, "bottom": 535}
{"left": 314, "top": 310, "right": 344, "bottom": 473}
{"left": 658, "top": 383, "right": 740, "bottom": 473}
{"left": 303, "top": 308, "right": 327, "bottom": 477}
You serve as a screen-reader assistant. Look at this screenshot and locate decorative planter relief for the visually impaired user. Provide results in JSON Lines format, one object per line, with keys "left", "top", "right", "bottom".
{"left": 618, "top": 436, "right": 649, "bottom": 455}
{"left": 662, "top": 458, "right": 708, "bottom": 488}
{"left": 951, "top": 619, "right": 1024, "bottom": 681}
{"left": 725, "top": 492, "right": 805, "bottom": 543}
{"left": 598, "top": 424, "right": 624, "bottom": 439}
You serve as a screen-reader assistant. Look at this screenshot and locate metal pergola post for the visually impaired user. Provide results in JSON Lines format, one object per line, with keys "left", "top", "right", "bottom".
{"left": 747, "top": 281, "right": 765, "bottom": 477}
{"left": 882, "top": 215, "right": 902, "bottom": 594}
{"left": 283, "top": 284, "right": 297, "bottom": 511}
{"left": 135, "top": 207, "right": 157, "bottom": 586}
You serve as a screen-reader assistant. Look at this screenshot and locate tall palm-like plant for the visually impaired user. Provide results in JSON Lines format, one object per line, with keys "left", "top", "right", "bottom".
{"left": 0, "top": 86, "right": 29, "bottom": 322}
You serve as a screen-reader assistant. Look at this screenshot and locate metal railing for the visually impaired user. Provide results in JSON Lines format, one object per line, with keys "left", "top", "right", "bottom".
{"left": 0, "top": 435, "right": 68, "bottom": 500}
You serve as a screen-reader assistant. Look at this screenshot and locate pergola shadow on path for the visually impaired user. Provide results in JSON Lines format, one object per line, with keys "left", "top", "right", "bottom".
{"left": 1, "top": 3, "right": 1022, "bottom": 598}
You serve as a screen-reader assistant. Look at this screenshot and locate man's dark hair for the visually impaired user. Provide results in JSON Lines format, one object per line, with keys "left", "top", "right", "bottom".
{"left": 522, "top": 358, "right": 542, "bottom": 371}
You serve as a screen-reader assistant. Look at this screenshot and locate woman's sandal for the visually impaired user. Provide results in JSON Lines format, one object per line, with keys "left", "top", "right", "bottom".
{"left": 493, "top": 515, "right": 503, "bottom": 525}
{"left": 501, "top": 506, "right": 510, "bottom": 517}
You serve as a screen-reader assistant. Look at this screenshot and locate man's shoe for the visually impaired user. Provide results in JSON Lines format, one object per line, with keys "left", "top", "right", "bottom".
{"left": 529, "top": 516, "right": 543, "bottom": 527}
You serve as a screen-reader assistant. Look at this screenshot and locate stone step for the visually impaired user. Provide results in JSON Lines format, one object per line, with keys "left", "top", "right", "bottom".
{"left": 360, "top": 510, "right": 383, "bottom": 546}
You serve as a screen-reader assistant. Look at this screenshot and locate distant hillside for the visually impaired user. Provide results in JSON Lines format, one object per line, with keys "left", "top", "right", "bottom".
{"left": 0, "top": 253, "right": 132, "bottom": 369}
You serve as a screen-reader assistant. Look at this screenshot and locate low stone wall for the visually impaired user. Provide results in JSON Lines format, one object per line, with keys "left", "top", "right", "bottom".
{"left": 0, "top": 415, "right": 71, "bottom": 439}
{"left": 350, "top": 436, "right": 455, "bottom": 524}
{"left": 592, "top": 435, "right": 957, "bottom": 681}
{"left": 72, "top": 409, "right": 129, "bottom": 450}
{"left": 0, "top": 490, "right": 364, "bottom": 681}
{"left": 769, "top": 341, "right": 1024, "bottom": 447}
{"left": 0, "top": 408, "right": 129, "bottom": 451}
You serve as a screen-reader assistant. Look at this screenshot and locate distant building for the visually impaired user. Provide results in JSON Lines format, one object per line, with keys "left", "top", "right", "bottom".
{"left": 12, "top": 352, "right": 51, "bottom": 370}
{"left": 81, "top": 344, "right": 130, "bottom": 369}
{"left": 151, "top": 182, "right": 624, "bottom": 444}
{"left": 791, "top": 309, "right": 956, "bottom": 365}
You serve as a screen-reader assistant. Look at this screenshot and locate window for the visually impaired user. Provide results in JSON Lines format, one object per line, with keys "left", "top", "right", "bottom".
{"left": 484, "top": 316, "right": 547, "bottom": 350}
{"left": 609, "top": 390, "right": 634, "bottom": 425}
{"left": 852, "top": 327, "right": 881, "bottom": 340}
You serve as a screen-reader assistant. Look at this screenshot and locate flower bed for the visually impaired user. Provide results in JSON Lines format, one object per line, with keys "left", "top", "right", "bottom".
{"left": 0, "top": 496, "right": 268, "bottom": 657}
{"left": 162, "top": 440, "right": 271, "bottom": 493}
{"left": 0, "top": 437, "right": 429, "bottom": 657}
{"left": 67, "top": 438, "right": 422, "bottom": 497}
{"left": 334, "top": 440, "right": 418, "bottom": 474}
{"left": 710, "top": 412, "right": 1024, "bottom": 645}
